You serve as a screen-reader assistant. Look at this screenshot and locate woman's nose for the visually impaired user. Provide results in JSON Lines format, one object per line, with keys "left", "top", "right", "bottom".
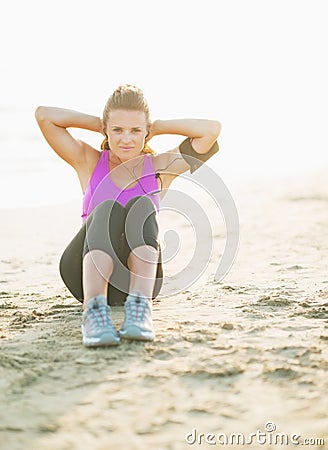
{"left": 121, "top": 131, "right": 132, "bottom": 142}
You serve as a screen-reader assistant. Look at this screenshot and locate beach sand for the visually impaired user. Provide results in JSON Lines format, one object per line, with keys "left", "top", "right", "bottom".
{"left": 0, "top": 169, "right": 328, "bottom": 450}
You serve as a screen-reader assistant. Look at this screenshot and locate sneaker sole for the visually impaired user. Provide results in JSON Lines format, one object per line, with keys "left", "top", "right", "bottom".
{"left": 82, "top": 332, "right": 120, "bottom": 347}
{"left": 119, "top": 325, "right": 154, "bottom": 341}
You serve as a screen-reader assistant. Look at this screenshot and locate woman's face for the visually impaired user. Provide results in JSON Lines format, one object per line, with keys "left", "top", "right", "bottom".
{"left": 106, "top": 109, "right": 148, "bottom": 162}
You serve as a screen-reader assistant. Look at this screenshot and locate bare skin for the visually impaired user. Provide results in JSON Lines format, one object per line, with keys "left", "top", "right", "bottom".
{"left": 82, "top": 246, "right": 158, "bottom": 310}
{"left": 35, "top": 106, "right": 221, "bottom": 308}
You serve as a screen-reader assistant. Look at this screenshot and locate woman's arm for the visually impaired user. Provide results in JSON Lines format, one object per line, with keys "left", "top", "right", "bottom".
{"left": 35, "top": 106, "right": 103, "bottom": 168}
{"left": 151, "top": 118, "right": 221, "bottom": 178}
{"left": 150, "top": 119, "right": 221, "bottom": 153}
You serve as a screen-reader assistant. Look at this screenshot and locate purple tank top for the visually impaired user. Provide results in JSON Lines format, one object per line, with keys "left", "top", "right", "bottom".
{"left": 82, "top": 151, "right": 160, "bottom": 222}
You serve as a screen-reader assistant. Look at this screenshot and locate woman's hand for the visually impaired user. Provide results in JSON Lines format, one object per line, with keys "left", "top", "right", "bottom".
{"left": 145, "top": 121, "right": 156, "bottom": 143}
{"left": 99, "top": 117, "right": 106, "bottom": 136}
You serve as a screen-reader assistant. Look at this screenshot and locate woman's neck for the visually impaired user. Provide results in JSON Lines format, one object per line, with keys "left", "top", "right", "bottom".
{"left": 108, "top": 151, "right": 122, "bottom": 169}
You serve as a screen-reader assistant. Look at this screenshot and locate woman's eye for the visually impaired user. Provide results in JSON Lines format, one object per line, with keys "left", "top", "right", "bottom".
{"left": 112, "top": 128, "right": 141, "bottom": 133}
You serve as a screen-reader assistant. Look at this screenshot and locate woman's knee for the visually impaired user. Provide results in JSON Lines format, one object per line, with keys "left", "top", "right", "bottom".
{"left": 84, "top": 200, "right": 125, "bottom": 259}
{"left": 125, "top": 196, "right": 158, "bottom": 246}
{"left": 125, "top": 195, "right": 156, "bottom": 213}
{"left": 92, "top": 199, "right": 124, "bottom": 218}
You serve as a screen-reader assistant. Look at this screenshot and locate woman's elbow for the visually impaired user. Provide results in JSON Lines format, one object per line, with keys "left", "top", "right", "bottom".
{"left": 210, "top": 120, "right": 222, "bottom": 138}
{"left": 35, "top": 106, "right": 49, "bottom": 122}
{"left": 195, "top": 121, "right": 221, "bottom": 155}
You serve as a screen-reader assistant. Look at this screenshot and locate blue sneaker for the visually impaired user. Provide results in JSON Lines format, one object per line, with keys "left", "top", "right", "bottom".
{"left": 119, "top": 292, "right": 155, "bottom": 341}
{"left": 82, "top": 295, "right": 120, "bottom": 347}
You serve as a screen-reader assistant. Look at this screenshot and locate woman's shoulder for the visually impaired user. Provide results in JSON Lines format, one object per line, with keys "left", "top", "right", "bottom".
{"left": 145, "top": 152, "right": 159, "bottom": 172}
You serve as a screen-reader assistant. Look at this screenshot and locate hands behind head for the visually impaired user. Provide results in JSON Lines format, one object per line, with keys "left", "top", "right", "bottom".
{"left": 99, "top": 117, "right": 106, "bottom": 136}
{"left": 145, "top": 122, "right": 155, "bottom": 143}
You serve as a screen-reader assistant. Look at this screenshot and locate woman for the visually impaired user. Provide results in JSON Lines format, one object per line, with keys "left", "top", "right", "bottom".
{"left": 35, "top": 84, "right": 221, "bottom": 347}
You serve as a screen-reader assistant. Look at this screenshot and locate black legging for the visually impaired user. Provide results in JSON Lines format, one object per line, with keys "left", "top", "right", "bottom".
{"left": 59, "top": 196, "right": 163, "bottom": 306}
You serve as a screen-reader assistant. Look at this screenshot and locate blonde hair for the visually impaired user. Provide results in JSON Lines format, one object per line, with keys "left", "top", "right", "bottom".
{"left": 101, "top": 84, "right": 155, "bottom": 155}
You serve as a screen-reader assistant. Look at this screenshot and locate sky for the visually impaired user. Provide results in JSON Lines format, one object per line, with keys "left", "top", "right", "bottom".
{"left": 0, "top": 0, "right": 327, "bottom": 208}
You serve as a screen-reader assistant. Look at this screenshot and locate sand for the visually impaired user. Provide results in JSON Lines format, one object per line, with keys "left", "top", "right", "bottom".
{"left": 0, "top": 169, "right": 328, "bottom": 450}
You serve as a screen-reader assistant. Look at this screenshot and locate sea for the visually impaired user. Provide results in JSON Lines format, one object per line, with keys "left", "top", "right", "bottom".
{"left": 1, "top": 108, "right": 327, "bottom": 211}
